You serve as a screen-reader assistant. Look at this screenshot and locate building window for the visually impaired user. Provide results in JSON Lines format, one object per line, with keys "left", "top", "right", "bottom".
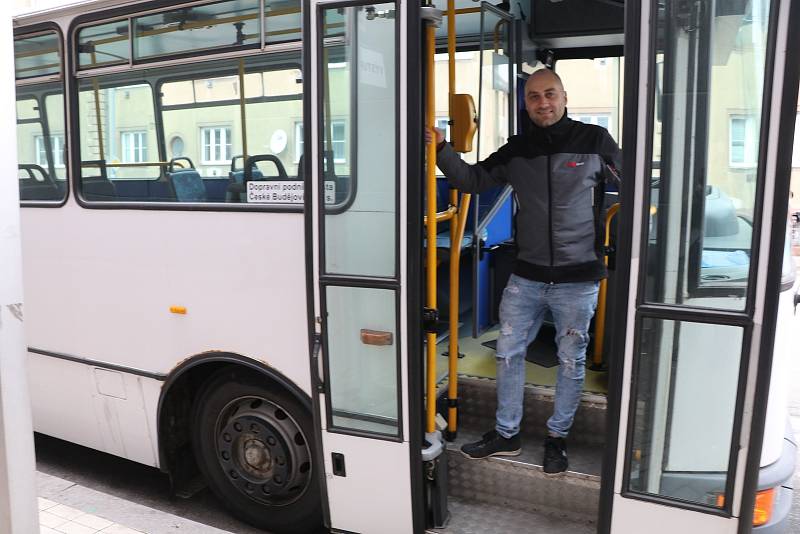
{"left": 729, "top": 116, "right": 757, "bottom": 167}
{"left": 331, "top": 120, "right": 346, "bottom": 163}
{"left": 121, "top": 131, "right": 147, "bottom": 163}
{"left": 435, "top": 117, "right": 451, "bottom": 140}
{"left": 572, "top": 113, "right": 611, "bottom": 133}
{"left": 34, "top": 135, "right": 65, "bottom": 168}
{"left": 201, "top": 126, "right": 232, "bottom": 164}
{"left": 170, "top": 135, "right": 185, "bottom": 158}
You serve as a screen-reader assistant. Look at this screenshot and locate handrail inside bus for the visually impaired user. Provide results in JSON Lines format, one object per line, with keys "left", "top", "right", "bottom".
{"left": 81, "top": 160, "right": 184, "bottom": 169}
{"left": 592, "top": 202, "right": 620, "bottom": 368}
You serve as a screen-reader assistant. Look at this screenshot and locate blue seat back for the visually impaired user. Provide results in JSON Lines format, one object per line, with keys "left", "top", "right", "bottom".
{"left": 169, "top": 169, "right": 206, "bottom": 202}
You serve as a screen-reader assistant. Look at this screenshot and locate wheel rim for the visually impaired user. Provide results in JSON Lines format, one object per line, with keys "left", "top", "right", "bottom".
{"left": 215, "top": 396, "right": 312, "bottom": 507}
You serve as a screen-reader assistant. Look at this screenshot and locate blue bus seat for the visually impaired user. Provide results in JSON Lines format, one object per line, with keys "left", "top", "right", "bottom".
{"left": 166, "top": 157, "right": 206, "bottom": 202}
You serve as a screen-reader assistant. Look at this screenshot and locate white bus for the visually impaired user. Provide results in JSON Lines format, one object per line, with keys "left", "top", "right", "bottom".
{"left": 11, "top": 0, "right": 800, "bottom": 533}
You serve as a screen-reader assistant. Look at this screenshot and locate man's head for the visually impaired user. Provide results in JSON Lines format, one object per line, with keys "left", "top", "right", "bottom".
{"left": 524, "top": 69, "right": 567, "bottom": 128}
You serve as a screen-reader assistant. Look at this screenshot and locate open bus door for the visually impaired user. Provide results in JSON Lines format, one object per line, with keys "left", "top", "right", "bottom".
{"left": 602, "top": 0, "right": 800, "bottom": 532}
{"left": 304, "top": 1, "right": 425, "bottom": 532}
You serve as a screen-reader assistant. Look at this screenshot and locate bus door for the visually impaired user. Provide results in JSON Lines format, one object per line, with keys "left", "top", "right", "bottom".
{"left": 603, "top": 0, "right": 799, "bottom": 532}
{"left": 305, "top": 1, "right": 423, "bottom": 532}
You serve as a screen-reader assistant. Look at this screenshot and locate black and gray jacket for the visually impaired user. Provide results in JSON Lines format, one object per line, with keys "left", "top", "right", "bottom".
{"left": 436, "top": 114, "right": 622, "bottom": 283}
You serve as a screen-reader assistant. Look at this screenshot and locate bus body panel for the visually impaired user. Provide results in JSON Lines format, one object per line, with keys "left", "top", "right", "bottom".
{"left": 322, "top": 431, "right": 414, "bottom": 534}
{"left": 29, "top": 353, "right": 161, "bottom": 467}
{"left": 760, "top": 282, "right": 797, "bottom": 467}
{"left": 21, "top": 205, "right": 311, "bottom": 465}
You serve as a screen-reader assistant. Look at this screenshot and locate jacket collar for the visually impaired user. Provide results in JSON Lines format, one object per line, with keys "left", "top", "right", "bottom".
{"left": 524, "top": 110, "right": 572, "bottom": 146}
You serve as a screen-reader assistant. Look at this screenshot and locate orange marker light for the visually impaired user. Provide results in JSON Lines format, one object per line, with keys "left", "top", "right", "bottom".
{"left": 753, "top": 488, "right": 775, "bottom": 527}
{"left": 170, "top": 306, "right": 187, "bottom": 315}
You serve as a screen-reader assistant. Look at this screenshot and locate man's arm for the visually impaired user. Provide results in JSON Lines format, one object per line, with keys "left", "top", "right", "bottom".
{"left": 435, "top": 136, "right": 511, "bottom": 194}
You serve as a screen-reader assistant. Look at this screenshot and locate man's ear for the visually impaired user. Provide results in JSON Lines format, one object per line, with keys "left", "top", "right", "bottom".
{"left": 563, "top": 91, "right": 568, "bottom": 106}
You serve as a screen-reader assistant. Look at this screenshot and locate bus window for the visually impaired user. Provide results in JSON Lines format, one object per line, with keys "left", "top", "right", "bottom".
{"left": 14, "top": 32, "right": 60, "bottom": 79}
{"left": 160, "top": 55, "right": 303, "bottom": 204}
{"left": 77, "top": 80, "right": 161, "bottom": 196}
{"left": 77, "top": 52, "right": 305, "bottom": 205}
{"left": 76, "top": 19, "right": 130, "bottom": 70}
{"left": 264, "top": 0, "right": 301, "bottom": 45}
{"left": 133, "top": 0, "right": 261, "bottom": 61}
{"left": 644, "top": 3, "right": 769, "bottom": 311}
{"left": 15, "top": 31, "right": 67, "bottom": 203}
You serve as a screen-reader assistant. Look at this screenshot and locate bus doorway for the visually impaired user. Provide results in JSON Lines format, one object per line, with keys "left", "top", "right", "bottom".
{"left": 421, "top": 1, "right": 799, "bottom": 533}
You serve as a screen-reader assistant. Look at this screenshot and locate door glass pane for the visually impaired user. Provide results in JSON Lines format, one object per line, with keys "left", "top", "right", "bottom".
{"left": 321, "top": 3, "right": 396, "bottom": 277}
{"left": 644, "top": 0, "right": 770, "bottom": 310}
{"left": 627, "top": 318, "right": 744, "bottom": 507}
{"left": 325, "top": 286, "right": 398, "bottom": 436}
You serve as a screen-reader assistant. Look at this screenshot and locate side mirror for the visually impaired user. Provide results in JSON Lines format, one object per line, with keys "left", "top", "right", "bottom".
{"left": 451, "top": 93, "right": 478, "bottom": 153}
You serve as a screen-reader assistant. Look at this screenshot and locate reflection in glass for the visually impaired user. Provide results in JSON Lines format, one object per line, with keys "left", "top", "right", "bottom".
{"left": 15, "top": 88, "right": 67, "bottom": 201}
{"left": 133, "top": 1, "right": 260, "bottom": 60}
{"left": 265, "top": 0, "right": 301, "bottom": 44}
{"left": 77, "top": 20, "right": 130, "bottom": 69}
{"left": 321, "top": 3, "right": 396, "bottom": 277}
{"left": 627, "top": 318, "right": 743, "bottom": 507}
{"left": 15, "top": 33, "right": 61, "bottom": 79}
{"left": 644, "top": 1, "right": 770, "bottom": 310}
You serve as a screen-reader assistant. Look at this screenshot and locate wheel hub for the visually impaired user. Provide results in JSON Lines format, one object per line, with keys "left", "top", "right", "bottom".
{"left": 215, "top": 399, "right": 311, "bottom": 507}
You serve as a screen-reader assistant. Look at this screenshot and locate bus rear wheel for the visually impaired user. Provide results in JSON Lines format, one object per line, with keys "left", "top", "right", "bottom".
{"left": 191, "top": 369, "right": 322, "bottom": 533}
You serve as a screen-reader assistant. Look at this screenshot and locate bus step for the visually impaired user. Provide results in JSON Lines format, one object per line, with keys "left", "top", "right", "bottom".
{"left": 449, "top": 376, "right": 607, "bottom": 448}
{"left": 426, "top": 495, "right": 595, "bottom": 534}
{"left": 444, "top": 435, "right": 600, "bottom": 522}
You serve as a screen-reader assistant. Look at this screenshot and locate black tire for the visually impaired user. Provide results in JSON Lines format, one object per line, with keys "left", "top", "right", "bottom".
{"left": 191, "top": 368, "right": 322, "bottom": 533}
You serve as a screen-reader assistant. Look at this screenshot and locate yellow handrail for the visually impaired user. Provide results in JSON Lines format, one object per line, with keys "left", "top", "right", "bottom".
{"left": 592, "top": 202, "right": 621, "bottom": 367}
{"left": 423, "top": 205, "right": 458, "bottom": 225}
{"left": 445, "top": 0, "right": 470, "bottom": 440}
{"left": 425, "top": 22, "right": 438, "bottom": 436}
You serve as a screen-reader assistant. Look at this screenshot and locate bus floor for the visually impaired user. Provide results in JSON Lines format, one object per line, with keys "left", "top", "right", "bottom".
{"left": 435, "top": 322, "right": 609, "bottom": 395}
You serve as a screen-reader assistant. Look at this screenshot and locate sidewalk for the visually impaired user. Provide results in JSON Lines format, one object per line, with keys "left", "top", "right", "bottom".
{"left": 37, "top": 472, "right": 233, "bottom": 534}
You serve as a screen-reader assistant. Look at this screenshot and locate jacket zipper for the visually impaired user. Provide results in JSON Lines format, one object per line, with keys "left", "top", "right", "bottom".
{"left": 547, "top": 154, "right": 554, "bottom": 281}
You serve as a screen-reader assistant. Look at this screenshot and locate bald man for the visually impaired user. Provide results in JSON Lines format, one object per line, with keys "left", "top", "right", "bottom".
{"left": 431, "top": 69, "right": 621, "bottom": 474}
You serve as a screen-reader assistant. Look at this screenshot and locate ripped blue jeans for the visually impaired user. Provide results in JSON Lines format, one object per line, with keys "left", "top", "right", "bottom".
{"left": 495, "top": 275, "right": 599, "bottom": 439}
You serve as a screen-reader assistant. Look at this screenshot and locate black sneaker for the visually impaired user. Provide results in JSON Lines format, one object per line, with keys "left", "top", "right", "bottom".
{"left": 543, "top": 436, "right": 568, "bottom": 474}
{"left": 460, "top": 430, "right": 521, "bottom": 459}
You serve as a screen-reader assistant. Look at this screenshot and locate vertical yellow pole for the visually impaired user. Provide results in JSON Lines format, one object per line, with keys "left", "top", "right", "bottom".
{"left": 90, "top": 52, "right": 104, "bottom": 162}
{"left": 425, "top": 23, "right": 438, "bottom": 435}
{"left": 445, "top": 0, "right": 469, "bottom": 438}
{"left": 592, "top": 203, "right": 620, "bottom": 366}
